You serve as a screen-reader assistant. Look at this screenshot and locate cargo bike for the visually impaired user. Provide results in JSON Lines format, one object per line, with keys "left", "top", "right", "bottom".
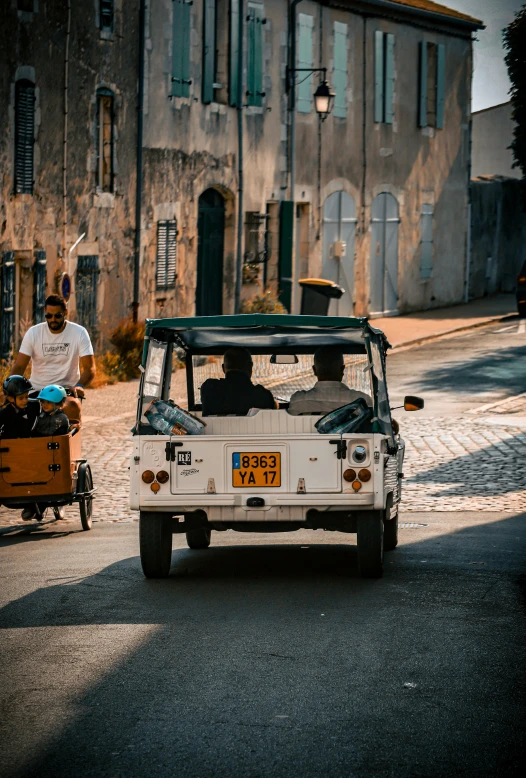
{"left": 0, "top": 430, "right": 95, "bottom": 530}
{"left": 130, "top": 314, "right": 423, "bottom": 579}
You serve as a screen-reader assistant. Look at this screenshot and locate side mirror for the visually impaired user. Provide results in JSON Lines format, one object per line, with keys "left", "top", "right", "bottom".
{"left": 270, "top": 354, "right": 298, "bottom": 364}
{"left": 404, "top": 395, "right": 424, "bottom": 411}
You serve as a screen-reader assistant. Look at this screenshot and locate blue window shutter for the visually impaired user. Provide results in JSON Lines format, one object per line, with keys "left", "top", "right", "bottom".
{"left": 374, "top": 30, "right": 384, "bottom": 123}
{"left": 76, "top": 256, "right": 99, "bottom": 336}
{"left": 1, "top": 252, "right": 15, "bottom": 360}
{"left": 172, "top": 1, "right": 191, "bottom": 98}
{"left": 297, "top": 14, "right": 313, "bottom": 114}
{"left": 436, "top": 43, "right": 445, "bottom": 129}
{"left": 33, "top": 250, "right": 47, "bottom": 323}
{"left": 202, "top": 0, "right": 215, "bottom": 104}
{"left": 420, "top": 204, "right": 433, "bottom": 279}
{"left": 384, "top": 33, "right": 394, "bottom": 124}
{"left": 418, "top": 41, "right": 427, "bottom": 127}
{"left": 333, "top": 22, "right": 348, "bottom": 119}
{"left": 229, "top": 0, "right": 240, "bottom": 106}
{"left": 247, "top": 4, "right": 264, "bottom": 107}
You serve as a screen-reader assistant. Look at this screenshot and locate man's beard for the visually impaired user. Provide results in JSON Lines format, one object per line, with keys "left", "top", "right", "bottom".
{"left": 48, "top": 322, "right": 63, "bottom": 331}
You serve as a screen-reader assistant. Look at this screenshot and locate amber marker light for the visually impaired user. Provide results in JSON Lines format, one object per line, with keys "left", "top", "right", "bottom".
{"left": 150, "top": 481, "right": 161, "bottom": 493}
{"left": 156, "top": 470, "right": 169, "bottom": 484}
{"left": 358, "top": 468, "right": 371, "bottom": 482}
{"left": 343, "top": 468, "right": 357, "bottom": 482}
{"left": 352, "top": 480, "right": 362, "bottom": 492}
{"left": 142, "top": 470, "right": 155, "bottom": 484}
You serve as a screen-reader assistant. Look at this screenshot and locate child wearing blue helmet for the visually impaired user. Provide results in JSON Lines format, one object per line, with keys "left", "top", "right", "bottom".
{"left": 33, "top": 385, "right": 71, "bottom": 437}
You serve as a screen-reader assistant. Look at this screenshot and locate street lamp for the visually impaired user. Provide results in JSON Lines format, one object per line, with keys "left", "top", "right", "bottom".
{"left": 313, "top": 78, "right": 335, "bottom": 121}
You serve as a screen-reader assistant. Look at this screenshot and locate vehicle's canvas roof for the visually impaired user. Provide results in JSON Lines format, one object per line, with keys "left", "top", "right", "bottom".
{"left": 146, "top": 314, "right": 389, "bottom": 354}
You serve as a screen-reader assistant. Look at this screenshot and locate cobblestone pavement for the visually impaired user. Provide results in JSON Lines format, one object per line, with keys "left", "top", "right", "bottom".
{"left": 1, "top": 377, "right": 525, "bottom": 528}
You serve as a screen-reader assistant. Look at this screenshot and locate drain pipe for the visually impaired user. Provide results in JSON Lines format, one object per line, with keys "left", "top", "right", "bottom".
{"left": 62, "top": 0, "right": 71, "bottom": 262}
{"left": 234, "top": 0, "right": 244, "bottom": 314}
{"left": 133, "top": 0, "right": 146, "bottom": 323}
{"left": 464, "top": 47, "right": 473, "bottom": 303}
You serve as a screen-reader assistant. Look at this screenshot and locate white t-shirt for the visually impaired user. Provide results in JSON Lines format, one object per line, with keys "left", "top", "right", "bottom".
{"left": 288, "top": 381, "right": 372, "bottom": 416}
{"left": 19, "top": 321, "right": 94, "bottom": 390}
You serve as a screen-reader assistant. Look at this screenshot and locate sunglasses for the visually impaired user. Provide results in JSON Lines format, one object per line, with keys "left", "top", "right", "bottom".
{"left": 45, "top": 313, "right": 65, "bottom": 320}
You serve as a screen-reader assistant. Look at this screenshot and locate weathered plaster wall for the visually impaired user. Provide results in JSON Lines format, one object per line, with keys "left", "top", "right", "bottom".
{"left": 0, "top": 0, "right": 138, "bottom": 348}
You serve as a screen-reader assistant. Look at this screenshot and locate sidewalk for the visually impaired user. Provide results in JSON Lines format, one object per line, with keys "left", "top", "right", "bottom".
{"left": 372, "top": 294, "right": 518, "bottom": 350}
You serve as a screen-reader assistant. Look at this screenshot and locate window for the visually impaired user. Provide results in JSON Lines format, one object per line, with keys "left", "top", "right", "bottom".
{"left": 374, "top": 31, "right": 394, "bottom": 124}
{"left": 33, "top": 250, "right": 47, "bottom": 323}
{"left": 202, "top": 0, "right": 240, "bottom": 105}
{"left": 333, "top": 22, "right": 348, "bottom": 119}
{"left": 246, "top": 3, "right": 264, "bottom": 107}
{"left": 202, "top": 0, "right": 216, "bottom": 103}
{"left": 229, "top": 0, "right": 240, "bottom": 106}
{"left": 297, "top": 13, "right": 313, "bottom": 113}
{"left": 14, "top": 79, "right": 35, "bottom": 194}
{"left": 76, "top": 256, "right": 99, "bottom": 335}
{"left": 100, "top": 0, "right": 114, "bottom": 33}
{"left": 1, "top": 252, "right": 15, "bottom": 360}
{"left": 172, "top": 0, "right": 191, "bottom": 98}
{"left": 96, "top": 89, "right": 114, "bottom": 192}
{"left": 156, "top": 220, "right": 178, "bottom": 289}
{"left": 420, "top": 204, "right": 433, "bottom": 278}
{"left": 419, "top": 42, "right": 445, "bottom": 128}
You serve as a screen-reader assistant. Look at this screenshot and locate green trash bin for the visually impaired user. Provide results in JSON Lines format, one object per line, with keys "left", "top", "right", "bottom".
{"left": 299, "top": 278, "right": 345, "bottom": 316}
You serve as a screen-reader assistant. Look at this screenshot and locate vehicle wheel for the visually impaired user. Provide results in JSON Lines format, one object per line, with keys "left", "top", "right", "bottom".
{"left": 140, "top": 513, "right": 172, "bottom": 578}
{"left": 357, "top": 513, "right": 384, "bottom": 578}
{"left": 78, "top": 464, "right": 93, "bottom": 531}
{"left": 186, "top": 528, "right": 211, "bottom": 549}
{"left": 384, "top": 509, "right": 398, "bottom": 551}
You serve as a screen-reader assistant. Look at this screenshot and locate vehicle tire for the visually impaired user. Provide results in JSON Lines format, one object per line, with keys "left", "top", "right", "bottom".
{"left": 78, "top": 464, "right": 94, "bottom": 531}
{"left": 186, "top": 528, "right": 211, "bottom": 549}
{"left": 357, "top": 512, "right": 384, "bottom": 578}
{"left": 384, "top": 509, "right": 398, "bottom": 551}
{"left": 140, "top": 513, "right": 172, "bottom": 578}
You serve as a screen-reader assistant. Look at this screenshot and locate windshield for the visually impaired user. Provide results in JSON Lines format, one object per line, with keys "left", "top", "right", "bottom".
{"left": 191, "top": 353, "right": 373, "bottom": 404}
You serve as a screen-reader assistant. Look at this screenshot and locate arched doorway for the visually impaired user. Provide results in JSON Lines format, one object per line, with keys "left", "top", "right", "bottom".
{"left": 370, "top": 192, "right": 399, "bottom": 316}
{"left": 196, "top": 188, "right": 225, "bottom": 315}
{"left": 322, "top": 191, "right": 357, "bottom": 316}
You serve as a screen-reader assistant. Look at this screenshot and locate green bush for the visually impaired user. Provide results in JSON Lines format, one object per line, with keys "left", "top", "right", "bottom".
{"left": 93, "top": 319, "right": 146, "bottom": 384}
{"left": 241, "top": 290, "right": 288, "bottom": 314}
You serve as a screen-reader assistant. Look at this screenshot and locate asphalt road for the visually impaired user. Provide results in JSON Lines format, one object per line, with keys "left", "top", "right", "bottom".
{"left": 1, "top": 321, "right": 525, "bottom": 777}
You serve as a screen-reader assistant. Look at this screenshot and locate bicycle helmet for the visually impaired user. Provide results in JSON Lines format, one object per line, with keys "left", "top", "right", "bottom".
{"left": 37, "top": 385, "right": 67, "bottom": 404}
{"left": 2, "top": 375, "right": 33, "bottom": 397}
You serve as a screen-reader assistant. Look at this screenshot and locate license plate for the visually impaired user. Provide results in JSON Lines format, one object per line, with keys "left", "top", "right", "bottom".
{"left": 232, "top": 452, "right": 281, "bottom": 488}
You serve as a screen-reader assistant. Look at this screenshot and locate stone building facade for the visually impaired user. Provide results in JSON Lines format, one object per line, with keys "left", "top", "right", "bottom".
{"left": 0, "top": 0, "right": 483, "bottom": 355}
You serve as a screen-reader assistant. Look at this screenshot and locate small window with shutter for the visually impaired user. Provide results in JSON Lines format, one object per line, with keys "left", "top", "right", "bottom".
{"left": 333, "top": 22, "right": 348, "bottom": 119}
{"left": 1, "top": 252, "right": 16, "bottom": 360}
{"left": 100, "top": 0, "right": 114, "bottom": 33}
{"left": 420, "top": 204, "right": 433, "bottom": 279}
{"left": 297, "top": 13, "right": 313, "bottom": 114}
{"left": 246, "top": 3, "right": 265, "bottom": 107}
{"left": 14, "top": 79, "right": 35, "bottom": 195}
{"left": 33, "top": 250, "right": 47, "bottom": 323}
{"left": 172, "top": 0, "right": 192, "bottom": 98}
{"left": 96, "top": 88, "right": 114, "bottom": 192}
{"left": 374, "top": 31, "right": 394, "bottom": 124}
{"left": 418, "top": 42, "right": 445, "bottom": 129}
{"left": 156, "top": 221, "right": 178, "bottom": 290}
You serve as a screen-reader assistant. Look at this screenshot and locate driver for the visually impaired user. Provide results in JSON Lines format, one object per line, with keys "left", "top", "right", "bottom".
{"left": 288, "top": 346, "right": 372, "bottom": 416}
{"left": 201, "top": 347, "right": 276, "bottom": 416}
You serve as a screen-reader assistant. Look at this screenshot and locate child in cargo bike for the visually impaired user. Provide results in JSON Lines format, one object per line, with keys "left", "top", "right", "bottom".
{"left": 0, "top": 376, "right": 39, "bottom": 439}
{"left": 32, "top": 384, "right": 71, "bottom": 437}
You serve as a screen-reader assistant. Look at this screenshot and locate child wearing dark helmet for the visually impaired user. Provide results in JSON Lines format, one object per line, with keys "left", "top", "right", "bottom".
{"left": 0, "top": 375, "right": 39, "bottom": 438}
{"left": 33, "top": 385, "right": 70, "bottom": 437}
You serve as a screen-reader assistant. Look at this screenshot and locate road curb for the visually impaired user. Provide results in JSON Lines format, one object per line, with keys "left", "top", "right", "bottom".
{"left": 388, "top": 311, "right": 518, "bottom": 352}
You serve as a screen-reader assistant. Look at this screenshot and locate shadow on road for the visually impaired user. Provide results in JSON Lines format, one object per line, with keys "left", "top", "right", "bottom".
{"left": 0, "top": 514, "right": 525, "bottom": 778}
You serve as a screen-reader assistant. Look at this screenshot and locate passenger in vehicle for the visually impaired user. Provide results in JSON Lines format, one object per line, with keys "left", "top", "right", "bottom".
{"left": 0, "top": 376, "right": 39, "bottom": 439}
{"left": 288, "top": 346, "right": 372, "bottom": 416}
{"left": 201, "top": 347, "right": 276, "bottom": 416}
{"left": 32, "top": 385, "right": 71, "bottom": 437}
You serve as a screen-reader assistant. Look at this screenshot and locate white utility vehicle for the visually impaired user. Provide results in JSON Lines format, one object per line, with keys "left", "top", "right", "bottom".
{"left": 130, "top": 314, "right": 423, "bottom": 578}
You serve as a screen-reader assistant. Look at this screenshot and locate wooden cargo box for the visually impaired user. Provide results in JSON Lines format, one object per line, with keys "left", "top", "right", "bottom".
{"left": 0, "top": 432, "right": 82, "bottom": 500}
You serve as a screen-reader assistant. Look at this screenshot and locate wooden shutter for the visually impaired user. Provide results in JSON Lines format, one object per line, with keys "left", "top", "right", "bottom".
{"left": 420, "top": 204, "right": 433, "bottom": 278}
{"left": 247, "top": 3, "right": 264, "bottom": 107}
{"left": 76, "top": 256, "right": 99, "bottom": 335}
{"left": 33, "top": 250, "right": 47, "bottom": 324}
{"left": 172, "top": 0, "right": 191, "bottom": 98}
{"left": 229, "top": 0, "right": 240, "bottom": 106}
{"left": 156, "top": 221, "right": 177, "bottom": 289}
{"left": 297, "top": 13, "right": 313, "bottom": 114}
{"left": 100, "top": 0, "right": 114, "bottom": 32}
{"left": 384, "top": 33, "right": 395, "bottom": 125}
{"left": 15, "top": 80, "right": 35, "bottom": 194}
{"left": 278, "top": 201, "right": 294, "bottom": 311}
{"left": 1, "top": 252, "right": 15, "bottom": 359}
{"left": 202, "top": 0, "right": 216, "bottom": 104}
{"left": 418, "top": 41, "right": 427, "bottom": 127}
{"left": 333, "top": 22, "right": 347, "bottom": 119}
{"left": 374, "top": 31, "right": 384, "bottom": 123}
{"left": 436, "top": 43, "right": 445, "bottom": 129}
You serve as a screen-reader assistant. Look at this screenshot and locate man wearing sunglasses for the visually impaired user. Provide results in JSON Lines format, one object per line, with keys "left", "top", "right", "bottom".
{"left": 9, "top": 294, "right": 96, "bottom": 401}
